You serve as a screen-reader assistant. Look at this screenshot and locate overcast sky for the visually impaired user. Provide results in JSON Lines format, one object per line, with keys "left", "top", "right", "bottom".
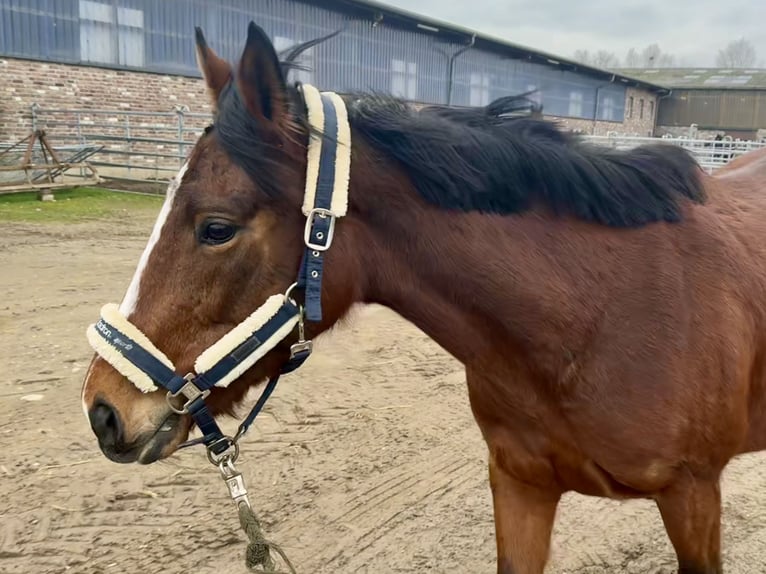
{"left": 383, "top": 0, "right": 765, "bottom": 68}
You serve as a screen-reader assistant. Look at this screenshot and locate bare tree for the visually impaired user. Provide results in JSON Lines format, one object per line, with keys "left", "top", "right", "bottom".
{"left": 716, "top": 38, "right": 757, "bottom": 68}
{"left": 573, "top": 49, "right": 591, "bottom": 65}
{"left": 574, "top": 49, "right": 621, "bottom": 68}
{"left": 641, "top": 43, "right": 661, "bottom": 66}
{"left": 592, "top": 50, "right": 620, "bottom": 69}
{"left": 657, "top": 53, "right": 676, "bottom": 67}
{"left": 624, "top": 48, "right": 640, "bottom": 67}
{"left": 640, "top": 43, "right": 675, "bottom": 68}
{"left": 577, "top": 44, "right": 677, "bottom": 69}
{"left": 613, "top": 44, "right": 677, "bottom": 68}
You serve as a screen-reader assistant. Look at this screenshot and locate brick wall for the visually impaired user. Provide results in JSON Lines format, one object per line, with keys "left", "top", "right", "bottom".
{"left": 1, "top": 57, "right": 661, "bottom": 150}
{"left": 0, "top": 57, "right": 212, "bottom": 142}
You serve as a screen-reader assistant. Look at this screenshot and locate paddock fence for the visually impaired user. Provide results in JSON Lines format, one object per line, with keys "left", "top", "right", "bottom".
{"left": 584, "top": 133, "right": 766, "bottom": 173}
{"left": 27, "top": 104, "right": 211, "bottom": 188}
{"left": 10, "top": 105, "right": 766, "bottom": 192}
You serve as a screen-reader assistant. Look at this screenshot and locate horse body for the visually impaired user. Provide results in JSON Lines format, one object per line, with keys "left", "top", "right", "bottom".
{"left": 717, "top": 146, "right": 766, "bottom": 177}
{"left": 356, "top": 159, "right": 766, "bottom": 569}
{"left": 80, "top": 22, "right": 766, "bottom": 574}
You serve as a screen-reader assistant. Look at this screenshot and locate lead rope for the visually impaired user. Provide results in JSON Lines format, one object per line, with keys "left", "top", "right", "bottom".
{"left": 238, "top": 504, "right": 297, "bottom": 573}
{"left": 204, "top": 304, "right": 313, "bottom": 572}
{"left": 215, "top": 446, "right": 298, "bottom": 573}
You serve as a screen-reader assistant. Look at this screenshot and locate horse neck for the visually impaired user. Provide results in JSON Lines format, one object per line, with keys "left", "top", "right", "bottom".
{"left": 344, "top": 151, "right": 588, "bottom": 373}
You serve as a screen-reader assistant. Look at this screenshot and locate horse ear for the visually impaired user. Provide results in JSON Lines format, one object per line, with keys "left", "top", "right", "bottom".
{"left": 236, "top": 21, "right": 289, "bottom": 127}
{"left": 195, "top": 27, "right": 232, "bottom": 106}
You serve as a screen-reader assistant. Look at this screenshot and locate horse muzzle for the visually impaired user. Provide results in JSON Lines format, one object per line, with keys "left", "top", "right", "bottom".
{"left": 89, "top": 400, "right": 184, "bottom": 464}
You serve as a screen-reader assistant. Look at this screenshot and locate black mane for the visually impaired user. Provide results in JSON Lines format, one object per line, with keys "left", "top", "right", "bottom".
{"left": 215, "top": 38, "right": 706, "bottom": 228}
{"left": 348, "top": 94, "right": 705, "bottom": 226}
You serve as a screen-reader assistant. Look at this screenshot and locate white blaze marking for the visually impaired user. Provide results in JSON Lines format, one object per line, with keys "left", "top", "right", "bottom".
{"left": 119, "top": 162, "right": 189, "bottom": 317}
{"left": 80, "top": 163, "right": 189, "bottom": 421}
{"left": 81, "top": 163, "right": 188, "bottom": 424}
{"left": 81, "top": 359, "right": 96, "bottom": 423}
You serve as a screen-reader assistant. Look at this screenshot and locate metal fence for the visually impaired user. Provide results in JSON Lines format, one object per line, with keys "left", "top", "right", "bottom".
{"left": 25, "top": 105, "right": 766, "bottom": 187}
{"left": 584, "top": 133, "right": 766, "bottom": 173}
{"left": 30, "top": 104, "right": 211, "bottom": 183}
{"left": 657, "top": 90, "right": 766, "bottom": 133}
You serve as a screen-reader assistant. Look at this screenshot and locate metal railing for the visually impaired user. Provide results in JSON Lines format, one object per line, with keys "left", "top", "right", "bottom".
{"left": 584, "top": 133, "right": 766, "bottom": 173}
{"left": 22, "top": 105, "right": 766, "bottom": 185}
{"left": 29, "top": 105, "right": 212, "bottom": 183}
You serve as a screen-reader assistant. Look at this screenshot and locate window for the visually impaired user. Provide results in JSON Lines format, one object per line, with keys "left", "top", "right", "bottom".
{"left": 601, "top": 96, "right": 615, "bottom": 121}
{"left": 79, "top": 0, "right": 144, "bottom": 67}
{"left": 639, "top": 98, "right": 645, "bottom": 119}
{"left": 391, "top": 59, "right": 417, "bottom": 99}
{"left": 568, "top": 91, "right": 583, "bottom": 117}
{"left": 116, "top": 6, "right": 144, "bottom": 67}
{"left": 627, "top": 96, "right": 634, "bottom": 118}
{"left": 469, "top": 72, "right": 490, "bottom": 106}
{"left": 274, "top": 36, "right": 313, "bottom": 84}
{"left": 649, "top": 100, "right": 655, "bottom": 119}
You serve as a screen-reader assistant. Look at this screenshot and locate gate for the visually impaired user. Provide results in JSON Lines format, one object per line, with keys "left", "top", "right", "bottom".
{"left": 30, "top": 104, "right": 212, "bottom": 184}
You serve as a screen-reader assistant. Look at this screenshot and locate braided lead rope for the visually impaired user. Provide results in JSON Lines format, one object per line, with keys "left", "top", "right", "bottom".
{"left": 238, "top": 503, "right": 297, "bottom": 574}
{"left": 212, "top": 448, "right": 298, "bottom": 574}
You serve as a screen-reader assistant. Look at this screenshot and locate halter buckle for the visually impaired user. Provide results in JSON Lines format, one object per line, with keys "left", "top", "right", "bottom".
{"left": 166, "top": 374, "right": 210, "bottom": 415}
{"left": 290, "top": 340, "right": 313, "bottom": 358}
{"left": 304, "top": 207, "right": 336, "bottom": 251}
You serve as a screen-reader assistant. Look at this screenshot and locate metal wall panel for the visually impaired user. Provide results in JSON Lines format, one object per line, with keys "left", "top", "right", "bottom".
{"left": 0, "top": 0, "right": 626, "bottom": 119}
{"left": 658, "top": 89, "right": 766, "bottom": 130}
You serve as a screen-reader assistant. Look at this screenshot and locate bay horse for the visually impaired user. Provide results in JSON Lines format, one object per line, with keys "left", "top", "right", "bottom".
{"left": 716, "top": 145, "right": 766, "bottom": 176}
{"left": 80, "top": 22, "right": 766, "bottom": 574}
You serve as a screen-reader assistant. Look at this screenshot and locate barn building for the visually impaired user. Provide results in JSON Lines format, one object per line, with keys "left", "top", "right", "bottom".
{"left": 618, "top": 68, "right": 766, "bottom": 140}
{"left": 0, "top": 0, "right": 666, "bottom": 143}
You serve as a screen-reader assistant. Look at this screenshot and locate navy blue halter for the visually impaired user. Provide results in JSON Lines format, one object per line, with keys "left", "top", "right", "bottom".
{"left": 298, "top": 91, "right": 343, "bottom": 322}
{"left": 90, "top": 90, "right": 345, "bottom": 457}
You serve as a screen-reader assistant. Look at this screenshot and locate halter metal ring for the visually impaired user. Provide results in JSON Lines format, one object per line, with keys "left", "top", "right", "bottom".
{"left": 284, "top": 282, "right": 299, "bottom": 306}
{"left": 206, "top": 435, "right": 240, "bottom": 466}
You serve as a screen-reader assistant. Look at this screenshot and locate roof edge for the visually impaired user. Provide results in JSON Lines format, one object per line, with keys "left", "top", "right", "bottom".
{"left": 307, "top": 0, "right": 669, "bottom": 93}
{"left": 614, "top": 67, "right": 766, "bottom": 90}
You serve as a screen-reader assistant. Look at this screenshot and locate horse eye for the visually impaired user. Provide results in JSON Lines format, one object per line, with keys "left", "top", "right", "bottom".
{"left": 198, "top": 220, "right": 237, "bottom": 246}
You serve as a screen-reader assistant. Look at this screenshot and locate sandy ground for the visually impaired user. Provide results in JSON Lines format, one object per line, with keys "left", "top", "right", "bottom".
{"left": 2, "top": 210, "right": 766, "bottom": 574}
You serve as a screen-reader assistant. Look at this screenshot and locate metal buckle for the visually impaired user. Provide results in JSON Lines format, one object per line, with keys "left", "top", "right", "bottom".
{"left": 165, "top": 373, "right": 210, "bottom": 415}
{"left": 290, "top": 304, "right": 313, "bottom": 359}
{"left": 303, "top": 207, "right": 336, "bottom": 252}
{"left": 290, "top": 340, "right": 313, "bottom": 358}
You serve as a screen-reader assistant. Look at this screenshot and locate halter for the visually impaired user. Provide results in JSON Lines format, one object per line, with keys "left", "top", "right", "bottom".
{"left": 86, "top": 84, "right": 351, "bottom": 463}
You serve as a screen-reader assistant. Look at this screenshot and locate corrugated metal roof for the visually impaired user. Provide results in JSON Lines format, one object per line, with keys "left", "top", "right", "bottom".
{"left": 616, "top": 68, "right": 766, "bottom": 90}
{"left": 310, "top": 0, "right": 669, "bottom": 93}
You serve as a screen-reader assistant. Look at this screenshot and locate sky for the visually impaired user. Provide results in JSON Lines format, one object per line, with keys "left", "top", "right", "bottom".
{"left": 383, "top": 0, "right": 765, "bottom": 68}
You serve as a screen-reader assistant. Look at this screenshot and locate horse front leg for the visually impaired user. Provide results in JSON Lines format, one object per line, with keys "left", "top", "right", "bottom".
{"left": 655, "top": 469, "right": 723, "bottom": 574}
{"left": 488, "top": 449, "right": 561, "bottom": 574}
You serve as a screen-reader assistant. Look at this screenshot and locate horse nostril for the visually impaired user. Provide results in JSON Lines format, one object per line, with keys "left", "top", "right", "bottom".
{"left": 89, "top": 401, "right": 124, "bottom": 448}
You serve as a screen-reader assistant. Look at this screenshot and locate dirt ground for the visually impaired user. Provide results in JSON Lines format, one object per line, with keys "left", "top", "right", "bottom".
{"left": 2, "top": 209, "right": 766, "bottom": 574}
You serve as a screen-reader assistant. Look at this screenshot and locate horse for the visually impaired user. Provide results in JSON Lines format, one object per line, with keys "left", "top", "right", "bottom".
{"left": 715, "top": 145, "right": 766, "bottom": 176}
{"left": 80, "top": 21, "right": 766, "bottom": 574}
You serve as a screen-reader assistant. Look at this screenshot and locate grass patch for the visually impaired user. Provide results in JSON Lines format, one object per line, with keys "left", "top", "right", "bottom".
{"left": 0, "top": 187, "right": 163, "bottom": 222}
